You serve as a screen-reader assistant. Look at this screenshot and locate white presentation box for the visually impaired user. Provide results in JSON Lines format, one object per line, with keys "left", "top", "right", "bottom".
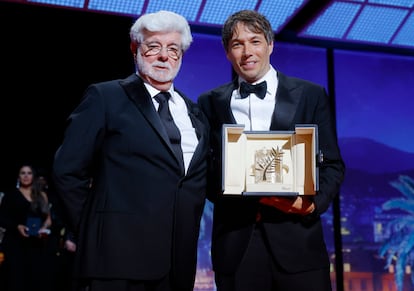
{"left": 222, "top": 124, "right": 319, "bottom": 196}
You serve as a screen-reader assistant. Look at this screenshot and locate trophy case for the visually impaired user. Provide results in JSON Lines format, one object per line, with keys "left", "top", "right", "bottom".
{"left": 222, "top": 124, "right": 320, "bottom": 196}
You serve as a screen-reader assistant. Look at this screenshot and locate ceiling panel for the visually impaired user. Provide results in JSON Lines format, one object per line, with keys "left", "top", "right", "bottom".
{"left": 299, "top": 0, "right": 414, "bottom": 51}
{"left": 87, "top": 0, "right": 145, "bottom": 15}
{"left": 2, "top": 0, "right": 414, "bottom": 53}
{"left": 29, "top": 0, "right": 84, "bottom": 8}
{"left": 198, "top": 0, "right": 257, "bottom": 25}
{"left": 347, "top": 5, "right": 408, "bottom": 43}
{"left": 146, "top": 0, "right": 202, "bottom": 21}
{"left": 258, "top": 0, "right": 310, "bottom": 32}
{"left": 393, "top": 11, "right": 414, "bottom": 46}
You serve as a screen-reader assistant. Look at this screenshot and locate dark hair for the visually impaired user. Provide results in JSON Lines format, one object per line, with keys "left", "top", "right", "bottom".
{"left": 18, "top": 164, "right": 50, "bottom": 218}
{"left": 222, "top": 10, "right": 274, "bottom": 52}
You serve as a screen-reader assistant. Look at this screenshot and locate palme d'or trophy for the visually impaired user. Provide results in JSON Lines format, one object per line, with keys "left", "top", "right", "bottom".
{"left": 253, "top": 146, "right": 289, "bottom": 184}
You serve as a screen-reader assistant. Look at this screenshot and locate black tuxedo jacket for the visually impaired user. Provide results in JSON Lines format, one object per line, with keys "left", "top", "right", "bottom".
{"left": 198, "top": 71, "right": 345, "bottom": 274}
{"left": 53, "top": 74, "right": 209, "bottom": 290}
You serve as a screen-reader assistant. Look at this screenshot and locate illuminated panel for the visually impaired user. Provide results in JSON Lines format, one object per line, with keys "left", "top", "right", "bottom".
{"left": 87, "top": 0, "right": 144, "bottom": 15}
{"left": 347, "top": 5, "right": 408, "bottom": 44}
{"left": 258, "top": 0, "right": 309, "bottom": 33}
{"left": 368, "top": 0, "right": 414, "bottom": 8}
{"left": 300, "top": 0, "right": 414, "bottom": 49}
{"left": 28, "top": 0, "right": 84, "bottom": 8}
{"left": 393, "top": 12, "right": 414, "bottom": 46}
{"left": 145, "top": 0, "right": 202, "bottom": 21}
{"left": 199, "top": 0, "right": 257, "bottom": 25}
{"left": 300, "top": 2, "right": 361, "bottom": 39}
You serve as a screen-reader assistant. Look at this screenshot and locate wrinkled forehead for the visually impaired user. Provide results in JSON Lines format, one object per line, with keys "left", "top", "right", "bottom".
{"left": 142, "top": 29, "right": 182, "bottom": 45}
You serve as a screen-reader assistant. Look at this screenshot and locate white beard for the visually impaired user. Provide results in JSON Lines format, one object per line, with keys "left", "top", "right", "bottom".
{"left": 136, "top": 52, "right": 181, "bottom": 83}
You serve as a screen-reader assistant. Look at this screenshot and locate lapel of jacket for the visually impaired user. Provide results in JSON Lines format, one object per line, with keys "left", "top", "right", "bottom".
{"left": 175, "top": 88, "right": 209, "bottom": 174}
{"left": 120, "top": 74, "right": 181, "bottom": 164}
{"left": 211, "top": 80, "right": 239, "bottom": 124}
{"left": 270, "top": 72, "right": 302, "bottom": 130}
{"left": 177, "top": 89, "right": 206, "bottom": 141}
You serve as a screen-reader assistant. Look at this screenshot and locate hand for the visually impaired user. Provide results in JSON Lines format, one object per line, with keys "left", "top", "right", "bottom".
{"left": 38, "top": 227, "right": 51, "bottom": 238}
{"left": 17, "top": 224, "right": 29, "bottom": 237}
{"left": 259, "top": 196, "right": 315, "bottom": 216}
{"left": 64, "top": 239, "right": 77, "bottom": 252}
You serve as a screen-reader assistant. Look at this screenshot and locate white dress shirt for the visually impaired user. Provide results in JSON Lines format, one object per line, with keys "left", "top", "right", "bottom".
{"left": 231, "top": 66, "right": 279, "bottom": 131}
{"left": 145, "top": 83, "right": 198, "bottom": 174}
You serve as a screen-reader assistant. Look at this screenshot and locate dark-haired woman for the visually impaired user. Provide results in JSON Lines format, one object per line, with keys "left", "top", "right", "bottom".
{"left": 0, "top": 164, "right": 52, "bottom": 291}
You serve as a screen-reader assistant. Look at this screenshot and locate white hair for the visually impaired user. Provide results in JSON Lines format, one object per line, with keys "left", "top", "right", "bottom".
{"left": 130, "top": 10, "right": 193, "bottom": 52}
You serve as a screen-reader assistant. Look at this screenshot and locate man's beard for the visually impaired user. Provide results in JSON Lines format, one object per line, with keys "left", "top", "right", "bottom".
{"left": 136, "top": 53, "right": 181, "bottom": 83}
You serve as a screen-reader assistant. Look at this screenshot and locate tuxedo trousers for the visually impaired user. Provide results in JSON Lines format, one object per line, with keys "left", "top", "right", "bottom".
{"left": 76, "top": 273, "right": 172, "bottom": 291}
{"left": 215, "top": 223, "right": 332, "bottom": 291}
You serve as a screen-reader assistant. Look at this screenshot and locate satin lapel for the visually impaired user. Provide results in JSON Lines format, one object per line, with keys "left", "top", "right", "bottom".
{"left": 178, "top": 90, "right": 208, "bottom": 172}
{"left": 212, "top": 81, "right": 238, "bottom": 124}
{"left": 120, "top": 74, "right": 171, "bottom": 149}
{"left": 184, "top": 99, "right": 206, "bottom": 141}
{"left": 270, "top": 73, "right": 301, "bottom": 130}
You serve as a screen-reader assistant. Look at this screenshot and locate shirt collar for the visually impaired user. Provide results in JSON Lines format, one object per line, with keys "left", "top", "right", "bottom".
{"left": 144, "top": 83, "right": 177, "bottom": 104}
{"left": 237, "top": 66, "right": 278, "bottom": 97}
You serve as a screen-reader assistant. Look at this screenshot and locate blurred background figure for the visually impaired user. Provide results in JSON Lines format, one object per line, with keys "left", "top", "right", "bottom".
{"left": 0, "top": 164, "right": 54, "bottom": 291}
{"left": 0, "top": 191, "right": 5, "bottom": 290}
{"left": 38, "top": 168, "right": 77, "bottom": 291}
{"left": 0, "top": 191, "right": 5, "bottom": 242}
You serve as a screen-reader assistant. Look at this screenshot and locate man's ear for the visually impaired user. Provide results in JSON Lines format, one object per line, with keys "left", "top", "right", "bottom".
{"left": 130, "top": 42, "right": 138, "bottom": 55}
{"left": 268, "top": 41, "right": 274, "bottom": 56}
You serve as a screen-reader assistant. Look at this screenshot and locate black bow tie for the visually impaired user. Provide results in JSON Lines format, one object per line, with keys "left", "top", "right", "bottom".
{"left": 239, "top": 81, "right": 267, "bottom": 99}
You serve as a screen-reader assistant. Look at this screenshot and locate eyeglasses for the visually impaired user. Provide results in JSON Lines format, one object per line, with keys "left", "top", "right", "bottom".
{"left": 140, "top": 42, "right": 182, "bottom": 60}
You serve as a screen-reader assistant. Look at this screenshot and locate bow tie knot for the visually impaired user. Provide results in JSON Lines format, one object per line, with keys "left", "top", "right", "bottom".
{"left": 239, "top": 81, "right": 267, "bottom": 99}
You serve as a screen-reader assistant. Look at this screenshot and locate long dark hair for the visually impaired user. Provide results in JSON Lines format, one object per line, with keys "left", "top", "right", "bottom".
{"left": 18, "top": 164, "right": 50, "bottom": 217}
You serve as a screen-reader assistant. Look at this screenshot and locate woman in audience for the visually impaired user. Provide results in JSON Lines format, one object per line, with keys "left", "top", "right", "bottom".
{"left": 0, "top": 164, "right": 53, "bottom": 291}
